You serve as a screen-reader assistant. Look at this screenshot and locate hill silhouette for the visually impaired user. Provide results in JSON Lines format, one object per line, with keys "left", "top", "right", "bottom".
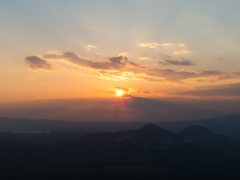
{"left": 0, "top": 124, "right": 240, "bottom": 179}
{"left": 1, "top": 114, "right": 240, "bottom": 139}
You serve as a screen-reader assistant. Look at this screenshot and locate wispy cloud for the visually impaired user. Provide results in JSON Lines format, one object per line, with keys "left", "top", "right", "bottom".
{"left": 173, "top": 82, "right": 240, "bottom": 97}
{"left": 160, "top": 55, "right": 195, "bottom": 66}
{"left": 113, "top": 87, "right": 151, "bottom": 94}
{"left": 159, "top": 59, "right": 195, "bottom": 66}
{"left": 85, "top": 44, "right": 97, "bottom": 52}
{"left": 178, "top": 43, "right": 186, "bottom": 47}
{"left": 138, "top": 42, "right": 159, "bottom": 48}
{"left": 173, "top": 49, "right": 191, "bottom": 54}
{"left": 161, "top": 43, "right": 186, "bottom": 47}
{"left": 161, "top": 43, "right": 176, "bottom": 46}
{"left": 114, "top": 87, "right": 130, "bottom": 92}
{"left": 139, "top": 57, "right": 152, "bottom": 61}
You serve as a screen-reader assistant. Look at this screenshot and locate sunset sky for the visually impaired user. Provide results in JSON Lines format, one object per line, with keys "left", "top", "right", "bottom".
{"left": 1, "top": 0, "right": 240, "bottom": 121}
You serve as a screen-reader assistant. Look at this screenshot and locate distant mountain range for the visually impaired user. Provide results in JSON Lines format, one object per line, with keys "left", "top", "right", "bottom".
{"left": 1, "top": 123, "right": 240, "bottom": 164}
{"left": 59, "top": 124, "right": 240, "bottom": 160}
{"left": 1, "top": 114, "right": 240, "bottom": 138}
{"left": 1, "top": 123, "right": 240, "bottom": 179}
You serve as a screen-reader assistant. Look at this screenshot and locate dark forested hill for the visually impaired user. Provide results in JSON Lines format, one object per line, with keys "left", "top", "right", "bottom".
{"left": 0, "top": 124, "right": 240, "bottom": 179}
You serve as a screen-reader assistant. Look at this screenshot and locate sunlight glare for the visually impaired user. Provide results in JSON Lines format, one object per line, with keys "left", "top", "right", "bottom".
{"left": 116, "top": 90, "right": 123, "bottom": 96}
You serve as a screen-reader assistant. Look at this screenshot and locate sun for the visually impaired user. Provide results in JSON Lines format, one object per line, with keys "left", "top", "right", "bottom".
{"left": 116, "top": 90, "right": 123, "bottom": 96}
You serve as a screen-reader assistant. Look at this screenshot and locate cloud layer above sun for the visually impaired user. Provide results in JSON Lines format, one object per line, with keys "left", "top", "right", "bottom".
{"left": 24, "top": 51, "right": 240, "bottom": 84}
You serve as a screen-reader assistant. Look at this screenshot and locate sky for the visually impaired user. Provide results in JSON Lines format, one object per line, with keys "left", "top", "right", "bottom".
{"left": 1, "top": 0, "right": 240, "bottom": 121}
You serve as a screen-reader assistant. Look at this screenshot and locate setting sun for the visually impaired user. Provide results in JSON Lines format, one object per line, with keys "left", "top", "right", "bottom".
{"left": 116, "top": 90, "right": 123, "bottom": 96}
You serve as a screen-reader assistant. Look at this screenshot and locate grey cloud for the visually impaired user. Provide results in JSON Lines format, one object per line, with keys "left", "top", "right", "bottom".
{"left": 199, "top": 70, "right": 222, "bottom": 76}
{"left": 161, "top": 54, "right": 172, "bottom": 59}
{"left": 160, "top": 55, "right": 195, "bottom": 66}
{"left": 129, "top": 62, "right": 146, "bottom": 68}
{"left": 173, "top": 82, "right": 240, "bottom": 97}
{"left": 159, "top": 59, "right": 195, "bottom": 66}
{"left": 43, "top": 52, "right": 142, "bottom": 71}
{"left": 145, "top": 69, "right": 222, "bottom": 82}
{"left": 144, "top": 91, "right": 151, "bottom": 93}
{"left": 231, "top": 71, "right": 240, "bottom": 76}
{"left": 44, "top": 52, "right": 124, "bottom": 70}
{"left": 108, "top": 56, "right": 125, "bottom": 64}
{"left": 25, "top": 56, "right": 55, "bottom": 70}
{"left": 145, "top": 69, "right": 195, "bottom": 81}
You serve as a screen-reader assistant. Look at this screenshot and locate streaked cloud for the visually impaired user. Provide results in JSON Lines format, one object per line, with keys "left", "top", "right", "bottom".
{"left": 114, "top": 87, "right": 130, "bottom": 92}
{"left": 43, "top": 52, "right": 141, "bottom": 70}
{"left": 113, "top": 87, "right": 152, "bottom": 95}
{"left": 160, "top": 55, "right": 195, "bottom": 66}
{"left": 25, "top": 52, "right": 240, "bottom": 83}
{"left": 159, "top": 59, "right": 195, "bottom": 66}
{"left": 161, "top": 43, "right": 176, "bottom": 46}
{"left": 173, "top": 49, "right": 191, "bottom": 54}
{"left": 178, "top": 43, "right": 186, "bottom": 47}
{"left": 85, "top": 44, "right": 97, "bottom": 52}
{"left": 25, "top": 56, "right": 56, "bottom": 70}
{"left": 173, "top": 82, "right": 240, "bottom": 97}
{"left": 138, "top": 42, "right": 159, "bottom": 48}
{"left": 139, "top": 57, "right": 152, "bottom": 61}
{"left": 161, "top": 43, "right": 186, "bottom": 47}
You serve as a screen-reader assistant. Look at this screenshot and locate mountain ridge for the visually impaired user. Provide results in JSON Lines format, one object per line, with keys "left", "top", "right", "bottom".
{"left": 0, "top": 114, "right": 240, "bottom": 138}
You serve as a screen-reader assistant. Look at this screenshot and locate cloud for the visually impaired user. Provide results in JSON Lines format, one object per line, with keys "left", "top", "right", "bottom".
{"left": 25, "top": 56, "right": 55, "bottom": 70}
{"left": 173, "top": 82, "right": 240, "bottom": 97}
{"left": 85, "top": 44, "right": 97, "bottom": 52}
{"left": 138, "top": 42, "right": 159, "bottom": 48}
{"left": 173, "top": 49, "right": 191, "bottom": 54}
{"left": 178, "top": 43, "right": 186, "bottom": 47}
{"left": 108, "top": 56, "right": 126, "bottom": 64}
{"left": 161, "top": 43, "right": 176, "bottom": 46}
{"left": 25, "top": 52, "right": 240, "bottom": 83}
{"left": 139, "top": 57, "right": 152, "bottom": 61}
{"left": 113, "top": 87, "right": 148, "bottom": 94}
{"left": 114, "top": 87, "right": 130, "bottom": 92}
{"left": 160, "top": 55, "right": 195, "bottom": 66}
{"left": 118, "top": 52, "right": 128, "bottom": 60}
{"left": 144, "top": 69, "right": 222, "bottom": 82}
{"left": 161, "top": 43, "right": 186, "bottom": 47}
{"left": 161, "top": 54, "right": 172, "bottom": 59}
{"left": 43, "top": 52, "right": 139, "bottom": 70}
{"left": 144, "top": 91, "right": 151, "bottom": 93}
{"left": 231, "top": 71, "right": 240, "bottom": 76}
{"left": 159, "top": 59, "right": 195, "bottom": 66}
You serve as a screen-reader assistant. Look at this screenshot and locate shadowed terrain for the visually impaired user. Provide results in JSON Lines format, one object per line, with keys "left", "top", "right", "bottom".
{"left": 1, "top": 122, "right": 240, "bottom": 179}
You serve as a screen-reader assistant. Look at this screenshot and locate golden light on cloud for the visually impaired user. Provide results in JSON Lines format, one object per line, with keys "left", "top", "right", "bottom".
{"left": 116, "top": 90, "right": 123, "bottom": 96}
{"left": 173, "top": 49, "right": 190, "bottom": 54}
{"left": 139, "top": 57, "right": 152, "bottom": 61}
{"left": 85, "top": 44, "right": 97, "bottom": 52}
{"left": 138, "top": 42, "right": 159, "bottom": 48}
{"left": 178, "top": 43, "right": 186, "bottom": 47}
{"left": 161, "top": 43, "right": 176, "bottom": 46}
